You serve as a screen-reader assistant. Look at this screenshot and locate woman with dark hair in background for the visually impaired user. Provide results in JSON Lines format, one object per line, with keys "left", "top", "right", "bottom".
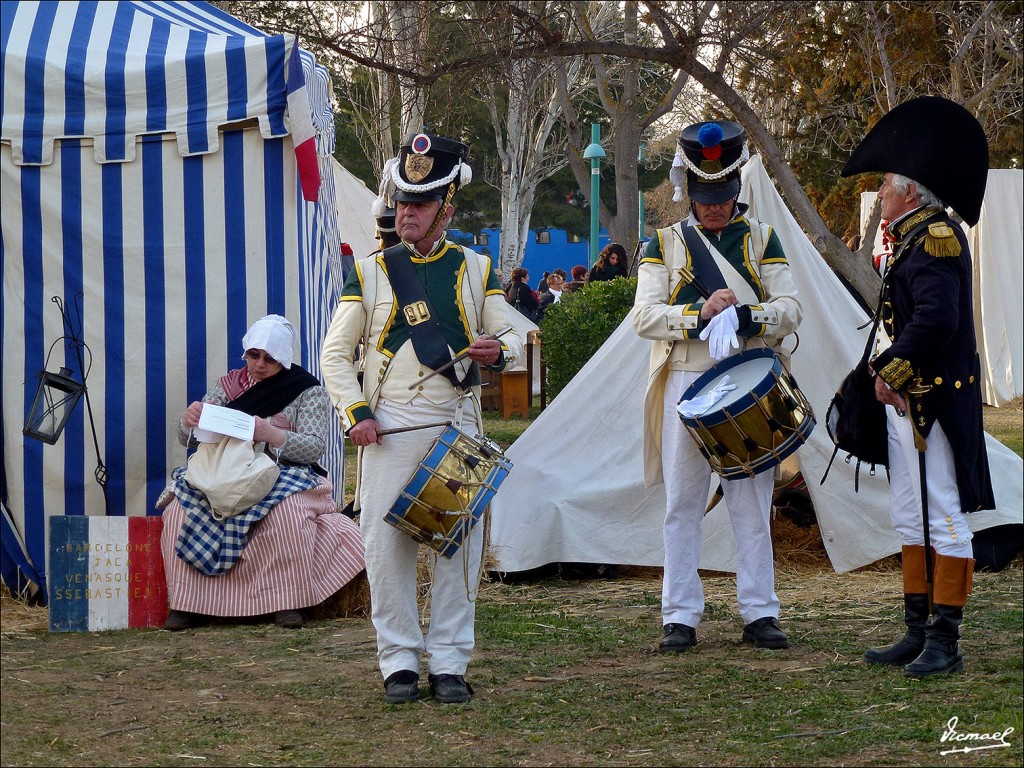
{"left": 588, "top": 242, "right": 629, "bottom": 282}
{"left": 506, "top": 266, "right": 541, "bottom": 321}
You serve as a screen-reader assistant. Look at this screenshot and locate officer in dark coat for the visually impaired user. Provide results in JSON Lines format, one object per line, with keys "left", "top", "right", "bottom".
{"left": 841, "top": 95, "right": 994, "bottom": 678}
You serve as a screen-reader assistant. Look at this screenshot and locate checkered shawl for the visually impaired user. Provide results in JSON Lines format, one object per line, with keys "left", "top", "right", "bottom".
{"left": 171, "top": 465, "right": 320, "bottom": 575}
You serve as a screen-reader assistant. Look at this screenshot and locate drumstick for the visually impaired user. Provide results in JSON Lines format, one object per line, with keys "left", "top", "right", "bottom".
{"left": 376, "top": 421, "right": 453, "bottom": 436}
{"left": 407, "top": 326, "right": 515, "bottom": 390}
{"left": 678, "top": 266, "right": 712, "bottom": 300}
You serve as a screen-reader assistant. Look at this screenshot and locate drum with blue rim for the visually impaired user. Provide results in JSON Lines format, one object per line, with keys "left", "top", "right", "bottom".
{"left": 386, "top": 425, "right": 512, "bottom": 558}
{"left": 678, "top": 348, "right": 815, "bottom": 479}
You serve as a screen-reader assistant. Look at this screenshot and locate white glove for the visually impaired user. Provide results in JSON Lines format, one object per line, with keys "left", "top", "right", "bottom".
{"left": 678, "top": 374, "right": 736, "bottom": 418}
{"left": 699, "top": 304, "right": 740, "bottom": 361}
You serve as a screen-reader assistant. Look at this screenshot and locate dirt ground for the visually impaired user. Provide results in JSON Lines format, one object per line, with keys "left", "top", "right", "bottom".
{"left": 2, "top": 552, "right": 1022, "bottom": 767}
{"left": 2, "top": 402, "right": 1020, "bottom": 766}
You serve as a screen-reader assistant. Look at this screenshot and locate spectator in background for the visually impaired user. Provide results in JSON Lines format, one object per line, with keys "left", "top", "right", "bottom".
{"left": 588, "top": 243, "right": 629, "bottom": 282}
{"left": 506, "top": 267, "right": 541, "bottom": 322}
{"left": 562, "top": 265, "right": 589, "bottom": 294}
{"left": 538, "top": 271, "right": 565, "bottom": 320}
{"left": 537, "top": 271, "right": 551, "bottom": 294}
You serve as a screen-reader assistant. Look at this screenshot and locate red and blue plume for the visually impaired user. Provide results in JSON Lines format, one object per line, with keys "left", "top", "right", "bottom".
{"left": 698, "top": 123, "right": 724, "bottom": 161}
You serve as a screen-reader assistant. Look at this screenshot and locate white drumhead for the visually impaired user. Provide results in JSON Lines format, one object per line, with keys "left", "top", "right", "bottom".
{"left": 697, "top": 357, "right": 774, "bottom": 408}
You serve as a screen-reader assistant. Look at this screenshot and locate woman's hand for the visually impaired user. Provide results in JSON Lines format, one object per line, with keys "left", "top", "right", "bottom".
{"left": 181, "top": 401, "right": 204, "bottom": 430}
{"left": 253, "top": 416, "right": 287, "bottom": 448}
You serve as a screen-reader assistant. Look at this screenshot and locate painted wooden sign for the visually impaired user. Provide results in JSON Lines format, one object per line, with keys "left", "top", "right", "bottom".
{"left": 48, "top": 516, "right": 168, "bottom": 632}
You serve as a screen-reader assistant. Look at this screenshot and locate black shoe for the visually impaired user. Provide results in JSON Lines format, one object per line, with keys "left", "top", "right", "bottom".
{"left": 742, "top": 617, "right": 789, "bottom": 649}
{"left": 905, "top": 604, "right": 965, "bottom": 678}
{"left": 163, "top": 610, "right": 199, "bottom": 631}
{"left": 865, "top": 630, "right": 926, "bottom": 665}
{"left": 659, "top": 623, "right": 697, "bottom": 653}
{"left": 864, "top": 594, "right": 928, "bottom": 665}
{"left": 428, "top": 673, "right": 473, "bottom": 704}
{"left": 274, "top": 609, "right": 304, "bottom": 629}
{"left": 383, "top": 670, "right": 421, "bottom": 704}
{"left": 904, "top": 639, "right": 964, "bottom": 678}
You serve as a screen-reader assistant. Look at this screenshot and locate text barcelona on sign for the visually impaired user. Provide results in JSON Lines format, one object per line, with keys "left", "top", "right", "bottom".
{"left": 48, "top": 516, "right": 168, "bottom": 632}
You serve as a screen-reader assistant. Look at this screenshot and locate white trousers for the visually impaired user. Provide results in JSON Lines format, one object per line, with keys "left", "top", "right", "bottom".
{"left": 885, "top": 406, "right": 973, "bottom": 557}
{"left": 661, "top": 370, "right": 779, "bottom": 628}
{"left": 360, "top": 395, "right": 484, "bottom": 679}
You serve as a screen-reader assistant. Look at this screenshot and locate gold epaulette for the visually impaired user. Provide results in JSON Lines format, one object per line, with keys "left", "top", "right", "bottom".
{"left": 879, "top": 357, "right": 914, "bottom": 390}
{"left": 923, "top": 222, "right": 961, "bottom": 257}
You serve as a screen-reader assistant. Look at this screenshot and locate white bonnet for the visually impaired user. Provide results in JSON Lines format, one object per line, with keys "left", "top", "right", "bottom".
{"left": 241, "top": 314, "right": 296, "bottom": 369}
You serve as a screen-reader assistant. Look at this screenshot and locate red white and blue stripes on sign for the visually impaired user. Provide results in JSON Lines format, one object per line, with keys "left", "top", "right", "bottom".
{"left": 48, "top": 515, "right": 167, "bottom": 631}
{"left": 1, "top": 0, "right": 348, "bottom": 592}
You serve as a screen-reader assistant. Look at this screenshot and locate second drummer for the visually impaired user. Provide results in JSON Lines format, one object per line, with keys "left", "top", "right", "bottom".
{"left": 632, "top": 120, "right": 802, "bottom": 653}
{"left": 320, "top": 132, "right": 525, "bottom": 704}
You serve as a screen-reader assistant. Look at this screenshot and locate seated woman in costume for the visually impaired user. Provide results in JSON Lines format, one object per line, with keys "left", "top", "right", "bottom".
{"left": 158, "top": 314, "right": 365, "bottom": 630}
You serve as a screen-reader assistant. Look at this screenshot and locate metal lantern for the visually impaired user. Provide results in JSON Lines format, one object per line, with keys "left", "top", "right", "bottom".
{"left": 23, "top": 367, "right": 85, "bottom": 444}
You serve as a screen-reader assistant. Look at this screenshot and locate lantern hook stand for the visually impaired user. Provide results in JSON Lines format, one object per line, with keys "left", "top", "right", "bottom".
{"left": 29, "top": 294, "right": 109, "bottom": 514}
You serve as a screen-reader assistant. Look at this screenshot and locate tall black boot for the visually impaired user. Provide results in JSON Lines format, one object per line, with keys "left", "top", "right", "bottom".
{"left": 905, "top": 604, "right": 963, "bottom": 678}
{"left": 864, "top": 593, "right": 929, "bottom": 665}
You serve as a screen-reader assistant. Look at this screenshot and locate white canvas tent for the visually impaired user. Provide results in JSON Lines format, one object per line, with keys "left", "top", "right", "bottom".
{"left": 860, "top": 170, "right": 1023, "bottom": 406}
{"left": 490, "top": 156, "right": 1023, "bottom": 574}
{"left": 1, "top": 1, "right": 374, "bottom": 594}
{"left": 330, "top": 156, "right": 380, "bottom": 261}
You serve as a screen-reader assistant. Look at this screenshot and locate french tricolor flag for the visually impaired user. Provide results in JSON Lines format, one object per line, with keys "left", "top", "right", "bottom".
{"left": 286, "top": 39, "right": 321, "bottom": 203}
{"left": 48, "top": 517, "right": 168, "bottom": 632}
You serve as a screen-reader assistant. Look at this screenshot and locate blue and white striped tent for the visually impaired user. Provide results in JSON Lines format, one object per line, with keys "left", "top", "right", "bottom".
{"left": 1, "top": 0, "right": 366, "bottom": 594}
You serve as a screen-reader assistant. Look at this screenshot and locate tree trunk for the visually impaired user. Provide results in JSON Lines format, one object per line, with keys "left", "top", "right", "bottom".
{"left": 388, "top": 0, "right": 427, "bottom": 135}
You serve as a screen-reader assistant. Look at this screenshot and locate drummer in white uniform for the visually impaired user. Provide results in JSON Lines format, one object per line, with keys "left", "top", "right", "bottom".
{"left": 320, "top": 133, "right": 525, "bottom": 704}
{"left": 633, "top": 120, "right": 803, "bottom": 652}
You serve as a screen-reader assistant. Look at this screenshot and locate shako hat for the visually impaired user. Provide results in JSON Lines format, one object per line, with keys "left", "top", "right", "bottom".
{"left": 841, "top": 96, "right": 989, "bottom": 226}
{"left": 390, "top": 132, "right": 472, "bottom": 203}
{"left": 671, "top": 120, "right": 749, "bottom": 204}
{"left": 372, "top": 157, "right": 399, "bottom": 235}
{"left": 375, "top": 205, "right": 396, "bottom": 237}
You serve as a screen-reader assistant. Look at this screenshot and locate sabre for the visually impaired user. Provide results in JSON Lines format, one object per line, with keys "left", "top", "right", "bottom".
{"left": 907, "top": 377, "right": 936, "bottom": 599}
{"left": 407, "top": 326, "right": 515, "bottom": 389}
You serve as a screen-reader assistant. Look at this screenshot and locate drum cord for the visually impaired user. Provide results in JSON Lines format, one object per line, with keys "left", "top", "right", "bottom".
{"left": 459, "top": 504, "right": 491, "bottom": 603}
{"left": 414, "top": 500, "right": 491, "bottom": 612}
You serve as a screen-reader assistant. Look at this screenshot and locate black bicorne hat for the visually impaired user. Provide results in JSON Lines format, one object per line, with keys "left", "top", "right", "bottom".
{"left": 841, "top": 96, "right": 989, "bottom": 226}
{"left": 671, "top": 121, "right": 749, "bottom": 204}
{"left": 390, "top": 133, "right": 472, "bottom": 203}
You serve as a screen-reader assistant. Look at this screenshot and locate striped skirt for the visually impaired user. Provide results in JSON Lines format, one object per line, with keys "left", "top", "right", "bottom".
{"left": 160, "top": 477, "right": 365, "bottom": 616}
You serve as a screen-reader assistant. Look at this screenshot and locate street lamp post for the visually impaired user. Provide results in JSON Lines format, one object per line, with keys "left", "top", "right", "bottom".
{"left": 582, "top": 123, "right": 605, "bottom": 271}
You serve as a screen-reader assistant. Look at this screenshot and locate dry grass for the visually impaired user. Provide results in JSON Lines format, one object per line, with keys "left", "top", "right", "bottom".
{"left": 307, "top": 570, "right": 372, "bottom": 620}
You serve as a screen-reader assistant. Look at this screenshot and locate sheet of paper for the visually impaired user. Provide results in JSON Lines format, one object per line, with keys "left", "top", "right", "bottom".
{"left": 195, "top": 403, "right": 255, "bottom": 442}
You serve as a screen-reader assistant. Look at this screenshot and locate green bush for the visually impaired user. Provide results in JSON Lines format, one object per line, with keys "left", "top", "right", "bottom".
{"left": 539, "top": 277, "right": 638, "bottom": 400}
